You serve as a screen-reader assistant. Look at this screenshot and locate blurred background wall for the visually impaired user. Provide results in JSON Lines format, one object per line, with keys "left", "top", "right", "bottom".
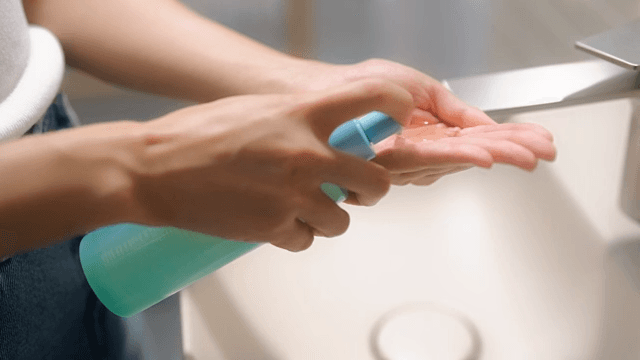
{"left": 63, "top": 0, "right": 640, "bottom": 123}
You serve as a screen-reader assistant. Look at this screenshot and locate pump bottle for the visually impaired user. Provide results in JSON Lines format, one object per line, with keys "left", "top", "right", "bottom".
{"left": 80, "top": 111, "right": 401, "bottom": 317}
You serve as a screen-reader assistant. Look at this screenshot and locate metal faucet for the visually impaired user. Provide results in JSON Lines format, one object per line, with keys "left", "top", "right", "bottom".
{"left": 442, "top": 19, "right": 640, "bottom": 223}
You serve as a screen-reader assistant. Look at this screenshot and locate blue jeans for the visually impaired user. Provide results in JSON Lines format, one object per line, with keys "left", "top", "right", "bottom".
{"left": 0, "top": 95, "right": 146, "bottom": 360}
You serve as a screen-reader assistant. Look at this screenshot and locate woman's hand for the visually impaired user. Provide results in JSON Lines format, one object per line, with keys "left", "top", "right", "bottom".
{"left": 287, "top": 58, "right": 556, "bottom": 186}
{"left": 373, "top": 122, "right": 556, "bottom": 186}
{"left": 132, "top": 79, "right": 413, "bottom": 251}
{"left": 290, "top": 58, "right": 497, "bottom": 128}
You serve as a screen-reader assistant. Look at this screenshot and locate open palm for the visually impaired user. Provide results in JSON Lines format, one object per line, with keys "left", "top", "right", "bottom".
{"left": 292, "top": 58, "right": 557, "bottom": 189}
{"left": 374, "top": 122, "right": 556, "bottom": 186}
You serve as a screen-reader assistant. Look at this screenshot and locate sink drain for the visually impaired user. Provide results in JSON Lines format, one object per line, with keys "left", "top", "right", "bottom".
{"left": 370, "top": 303, "right": 481, "bottom": 360}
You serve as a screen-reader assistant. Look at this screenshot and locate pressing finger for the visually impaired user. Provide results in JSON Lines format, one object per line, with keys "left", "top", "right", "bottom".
{"left": 304, "top": 79, "right": 414, "bottom": 141}
{"left": 424, "top": 82, "right": 496, "bottom": 127}
{"left": 321, "top": 150, "right": 391, "bottom": 206}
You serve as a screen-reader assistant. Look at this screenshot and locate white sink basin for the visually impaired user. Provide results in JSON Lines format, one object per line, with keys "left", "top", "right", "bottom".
{"left": 181, "top": 98, "right": 640, "bottom": 360}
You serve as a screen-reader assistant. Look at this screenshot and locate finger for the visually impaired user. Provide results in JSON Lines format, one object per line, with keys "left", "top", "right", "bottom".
{"left": 394, "top": 175, "right": 442, "bottom": 186}
{"left": 408, "top": 108, "right": 440, "bottom": 127}
{"left": 388, "top": 162, "right": 469, "bottom": 173}
{"left": 302, "top": 79, "right": 414, "bottom": 141}
{"left": 462, "top": 130, "right": 556, "bottom": 161}
{"left": 321, "top": 150, "right": 391, "bottom": 206}
{"left": 403, "top": 164, "right": 473, "bottom": 177}
{"left": 298, "top": 189, "right": 350, "bottom": 238}
{"left": 393, "top": 165, "right": 471, "bottom": 185}
{"left": 459, "top": 123, "right": 554, "bottom": 142}
{"left": 270, "top": 219, "right": 315, "bottom": 252}
{"left": 395, "top": 164, "right": 468, "bottom": 179}
{"left": 410, "top": 175, "right": 446, "bottom": 186}
{"left": 373, "top": 136, "right": 494, "bottom": 170}
{"left": 440, "top": 136, "right": 538, "bottom": 170}
{"left": 423, "top": 82, "right": 496, "bottom": 128}
{"left": 343, "top": 191, "right": 363, "bottom": 205}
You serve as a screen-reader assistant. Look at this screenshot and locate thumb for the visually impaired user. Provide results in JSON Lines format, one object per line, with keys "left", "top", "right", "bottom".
{"left": 427, "top": 81, "right": 496, "bottom": 128}
{"left": 302, "top": 79, "right": 414, "bottom": 141}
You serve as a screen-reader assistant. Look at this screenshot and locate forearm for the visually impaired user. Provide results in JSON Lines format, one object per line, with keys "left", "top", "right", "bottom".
{"left": 24, "top": 0, "right": 321, "bottom": 103}
{"left": 0, "top": 122, "right": 143, "bottom": 258}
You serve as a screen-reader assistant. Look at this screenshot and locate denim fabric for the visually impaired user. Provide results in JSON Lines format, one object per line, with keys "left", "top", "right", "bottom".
{"left": 0, "top": 94, "right": 143, "bottom": 360}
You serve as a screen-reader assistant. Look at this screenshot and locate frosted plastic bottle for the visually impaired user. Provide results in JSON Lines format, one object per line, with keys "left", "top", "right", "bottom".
{"left": 80, "top": 111, "right": 401, "bottom": 317}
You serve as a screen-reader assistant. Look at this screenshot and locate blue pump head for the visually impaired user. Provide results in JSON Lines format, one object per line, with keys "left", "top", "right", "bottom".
{"left": 321, "top": 111, "right": 402, "bottom": 202}
{"left": 328, "top": 111, "right": 402, "bottom": 160}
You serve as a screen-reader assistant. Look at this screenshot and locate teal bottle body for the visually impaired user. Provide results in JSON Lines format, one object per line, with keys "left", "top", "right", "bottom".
{"left": 80, "top": 225, "right": 261, "bottom": 317}
{"left": 79, "top": 111, "right": 401, "bottom": 317}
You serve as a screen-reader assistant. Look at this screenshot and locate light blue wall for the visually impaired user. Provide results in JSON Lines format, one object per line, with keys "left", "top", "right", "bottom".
{"left": 313, "top": 0, "right": 492, "bottom": 79}
{"left": 182, "top": 0, "right": 288, "bottom": 52}
{"left": 181, "top": 0, "right": 494, "bottom": 80}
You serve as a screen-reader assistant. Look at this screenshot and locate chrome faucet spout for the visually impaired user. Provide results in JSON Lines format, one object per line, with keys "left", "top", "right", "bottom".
{"left": 443, "top": 61, "right": 640, "bottom": 121}
{"left": 444, "top": 19, "right": 640, "bottom": 122}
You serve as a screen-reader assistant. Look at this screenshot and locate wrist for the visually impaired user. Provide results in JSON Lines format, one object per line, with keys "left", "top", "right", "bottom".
{"left": 54, "top": 121, "right": 150, "bottom": 230}
{"left": 236, "top": 56, "right": 341, "bottom": 96}
{"left": 0, "top": 122, "right": 148, "bottom": 256}
{"left": 173, "top": 56, "right": 329, "bottom": 103}
{"left": 269, "top": 58, "right": 340, "bottom": 93}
